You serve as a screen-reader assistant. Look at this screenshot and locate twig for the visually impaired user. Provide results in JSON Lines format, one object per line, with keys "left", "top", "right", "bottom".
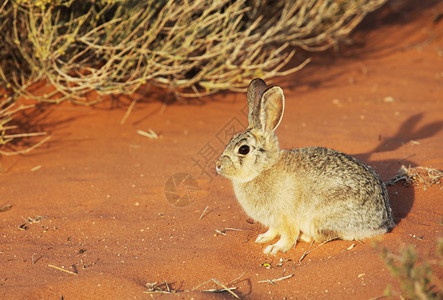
{"left": 2, "top": 132, "right": 47, "bottom": 139}
{"left": 215, "top": 230, "right": 226, "bottom": 236}
{"left": 165, "top": 282, "right": 171, "bottom": 293}
{"left": 48, "top": 264, "right": 78, "bottom": 275}
{"left": 143, "top": 282, "right": 175, "bottom": 294}
{"left": 32, "top": 254, "right": 42, "bottom": 264}
{"left": 0, "top": 136, "right": 52, "bottom": 156}
{"left": 18, "top": 215, "right": 48, "bottom": 230}
{"left": 225, "top": 228, "right": 244, "bottom": 231}
{"left": 227, "top": 271, "right": 247, "bottom": 286}
{"left": 120, "top": 97, "right": 137, "bottom": 125}
{"left": 215, "top": 228, "right": 245, "bottom": 236}
{"left": 136, "top": 129, "right": 158, "bottom": 139}
{"left": 298, "top": 240, "right": 315, "bottom": 263}
{"left": 199, "top": 206, "right": 209, "bottom": 220}
{"left": 299, "top": 238, "right": 338, "bottom": 263}
{"left": 410, "top": 234, "right": 423, "bottom": 241}
{"left": 204, "top": 286, "right": 239, "bottom": 295}
{"left": 207, "top": 279, "right": 239, "bottom": 299}
{"left": 258, "top": 274, "right": 294, "bottom": 284}
{"left": 194, "top": 275, "right": 242, "bottom": 299}
{"left": 31, "top": 165, "right": 41, "bottom": 172}
{"left": 346, "top": 243, "right": 357, "bottom": 250}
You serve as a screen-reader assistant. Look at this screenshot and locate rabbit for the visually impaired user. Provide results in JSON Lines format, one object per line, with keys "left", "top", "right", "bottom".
{"left": 215, "top": 78, "right": 395, "bottom": 255}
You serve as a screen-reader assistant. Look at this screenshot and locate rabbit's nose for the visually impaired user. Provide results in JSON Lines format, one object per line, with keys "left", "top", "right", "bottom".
{"left": 215, "top": 161, "right": 222, "bottom": 172}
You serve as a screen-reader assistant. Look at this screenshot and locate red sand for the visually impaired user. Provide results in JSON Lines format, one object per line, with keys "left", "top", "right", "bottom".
{"left": 1, "top": 3, "right": 442, "bottom": 299}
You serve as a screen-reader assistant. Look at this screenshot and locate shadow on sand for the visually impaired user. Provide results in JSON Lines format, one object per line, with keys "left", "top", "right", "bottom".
{"left": 356, "top": 113, "right": 443, "bottom": 225}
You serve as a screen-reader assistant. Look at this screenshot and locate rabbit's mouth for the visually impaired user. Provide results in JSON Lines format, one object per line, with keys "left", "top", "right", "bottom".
{"left": 215, "top": 155, "right": 239, "bottom": 180}
{"left": 215, "top": 156, "right": 229, "bottom": 176}
{"left": 215, "top": 154, "right": 262, "bottom": 183}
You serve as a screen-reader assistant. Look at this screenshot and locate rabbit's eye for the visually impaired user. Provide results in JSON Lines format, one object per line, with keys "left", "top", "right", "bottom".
{"left": 238, "top": 145, "right": 250, "bottom": 155}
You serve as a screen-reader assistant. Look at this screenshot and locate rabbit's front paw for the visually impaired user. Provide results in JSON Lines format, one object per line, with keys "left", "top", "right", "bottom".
{"left": 255, "top": 228, "right": 278, "bottom": 244}
{"left": 263, "top": 236, "right": 295, "bottom": 255}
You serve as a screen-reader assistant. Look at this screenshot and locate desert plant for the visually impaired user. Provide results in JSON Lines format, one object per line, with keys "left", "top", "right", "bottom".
{"left": 0, "top": 0, "right": 387, "bottom": 153}
{"left": 1, "top": 0, "right": 387, "bottom": 102}
{"left": 387, "top": 165, "right": 443, "bottom": 191}
{"left": 379, "top": 240, "right": 442, "bottom": 300}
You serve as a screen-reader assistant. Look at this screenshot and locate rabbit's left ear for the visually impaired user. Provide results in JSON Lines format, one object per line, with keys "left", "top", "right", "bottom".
{"left": 247, "top": 78, "right": 267, "bottom": 129}
{"left": 260, "top": 86, "right": 285, "bottom": 132}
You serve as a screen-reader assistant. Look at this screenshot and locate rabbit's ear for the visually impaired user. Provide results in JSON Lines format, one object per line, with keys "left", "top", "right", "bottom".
{"left": 260, "top": 86, "right": 285, "bottom": 132}
{"left": 247, "top": 78, "right": 267, "bottom": 128}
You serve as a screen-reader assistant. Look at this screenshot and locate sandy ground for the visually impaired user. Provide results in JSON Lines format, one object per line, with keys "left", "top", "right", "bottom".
{"left": 1, "top": 2, "right": 442, "bottom": 299}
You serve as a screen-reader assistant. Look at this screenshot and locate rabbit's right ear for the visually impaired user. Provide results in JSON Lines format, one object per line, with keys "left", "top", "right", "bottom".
{"left": 259, "top": 86, "right": 284, "bottom": 132}
{"left": 247, "top": 78, "right": 267, "bottom": 128}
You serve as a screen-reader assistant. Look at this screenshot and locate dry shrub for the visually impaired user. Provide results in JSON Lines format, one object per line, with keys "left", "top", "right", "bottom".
{"left": 0, "top": 0, "right": 387, "bottom": 153}
{"left": 387, "top": 165, "right": 443, "bottom": 191}
{"left": 1, "top": 0, "right": 387, "bottom": 101}
{"left": 378, "top": 240, "right": 442, "bottom": 299}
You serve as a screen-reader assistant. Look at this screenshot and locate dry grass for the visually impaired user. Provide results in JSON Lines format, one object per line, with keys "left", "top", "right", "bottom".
{"left": 0, "top": 0, "right": 387, "bottom": 153}
{"left": 386, "top": 165, "right": 443, "bottom": 190}
{"left": 1, "top": 0, "right": 387, "bottom": 101}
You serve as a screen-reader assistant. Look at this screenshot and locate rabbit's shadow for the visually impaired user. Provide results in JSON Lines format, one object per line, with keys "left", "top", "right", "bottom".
{"left": 354, "top": 113, "right": 443, "bottom": 224}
